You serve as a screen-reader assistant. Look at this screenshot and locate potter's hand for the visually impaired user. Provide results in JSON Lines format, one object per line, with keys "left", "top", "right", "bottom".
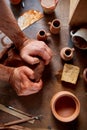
{"left": 20, "top": 39, "right": 52, "bottom": 65}
{"left": 9, "top": 66, "right": 43, "bottom": 96}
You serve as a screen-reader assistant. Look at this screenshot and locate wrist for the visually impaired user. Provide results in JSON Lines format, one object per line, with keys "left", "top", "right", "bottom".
{"left": 14, "top": 32, "right": 29, "bottom": 50}
{"left": 19, "top": 38, "right": 33, "bottom": 50}
{"left": 6, "top": 67, "right": 14, "bottom": 82}
{"left": 0, "top": 64, "right": 14, "bottom": 82}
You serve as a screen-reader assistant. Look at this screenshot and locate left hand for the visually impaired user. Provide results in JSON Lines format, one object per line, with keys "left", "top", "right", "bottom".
{"left": 20, "top": 39, "right": 52, "bottom": 65}
{"left": 9, "top": 66, "right": 43, "bottom": 96}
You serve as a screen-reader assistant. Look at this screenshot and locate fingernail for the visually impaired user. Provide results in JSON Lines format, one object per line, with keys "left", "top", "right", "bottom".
{"left": 33, "top": 59, "right": 40, "bottom": 64}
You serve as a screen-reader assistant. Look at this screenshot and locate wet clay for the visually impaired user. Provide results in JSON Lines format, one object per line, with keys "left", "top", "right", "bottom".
{"left": 55, "top": 96, "right": 76, "bottom": 117}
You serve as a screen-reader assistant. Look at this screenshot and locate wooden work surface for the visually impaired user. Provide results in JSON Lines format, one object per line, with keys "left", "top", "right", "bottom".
{"left": 0, "top": 0, "right": 87, "bottom": 130}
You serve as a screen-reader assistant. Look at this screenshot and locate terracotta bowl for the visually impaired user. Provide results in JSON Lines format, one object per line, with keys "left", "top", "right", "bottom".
{"left": 50, "top": 91, "right": 80, "bottom": 122}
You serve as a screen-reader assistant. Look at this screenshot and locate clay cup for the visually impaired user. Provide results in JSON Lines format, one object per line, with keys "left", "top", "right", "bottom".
{"left": 37, "top": 30, "right": 50, "bottom": 41}
{"left": 48, "top": 19, "right": 61, "bottom": 34}
{"left": 60, "top": 47, "right": 75, "bottom": 61}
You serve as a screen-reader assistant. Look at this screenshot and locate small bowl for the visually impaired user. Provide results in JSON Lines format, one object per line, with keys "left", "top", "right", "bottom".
{"left": 50, "top": 91, "right": 80, "bottom": 123}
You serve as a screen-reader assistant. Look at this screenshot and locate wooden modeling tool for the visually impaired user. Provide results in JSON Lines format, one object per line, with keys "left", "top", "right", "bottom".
{"left": 0, "top": 104, "right": 35, "bottom": 124}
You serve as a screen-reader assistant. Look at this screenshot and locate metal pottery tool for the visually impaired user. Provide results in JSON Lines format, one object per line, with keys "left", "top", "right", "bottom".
{"left": 0, "top": 104, "right": 41, "bottom": 124}
{"left": 7, "top": 106, "right": 33, "bottom": 117}
{"left": 7, "top": 105, "right": 43, "bottom": 120}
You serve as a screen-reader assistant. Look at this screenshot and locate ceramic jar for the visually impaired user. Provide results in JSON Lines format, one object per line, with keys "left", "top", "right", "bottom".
{"left": 37, "top": 30, "right": 50, "bottom": 41}
{"left": 60, "top": 47, "right": 75, "bottom": 61}
{"left": 40, "top": 0, "right": 58, "bottom": 14}
{"left": 50, "top": 91, "right": 80, "bottom": 123}
{"left": 48, "top": 19, "right": 61, "bottom": 34}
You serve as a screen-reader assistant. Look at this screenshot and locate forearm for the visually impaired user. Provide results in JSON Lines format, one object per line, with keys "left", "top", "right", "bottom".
{"left": 0, "top": 64, "right": 14, "bottom": 82}
{"left": 0, "top": 0, "right": 28, "bottom": 50}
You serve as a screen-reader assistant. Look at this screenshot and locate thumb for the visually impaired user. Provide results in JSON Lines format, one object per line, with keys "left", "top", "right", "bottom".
{"left": 22, "top": 55, "right": 40, "bottom": 65}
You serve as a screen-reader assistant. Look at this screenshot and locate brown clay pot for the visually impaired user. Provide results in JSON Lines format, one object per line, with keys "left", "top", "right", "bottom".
{"left": 40, "top": 0, "right": 58, "bottom": 14}
{"left": 83, "top": 68, "right": 87, "bottom": 83}
{"left": 60, "top": 47, "right": 75, "bottom": 61}
{"left": 48, "top": 19, "right": 61, "bottom": 34}
{"left": 37, "top": 30, "right": 51, "bottom": 41}
{"left": 50, "top": 91, "right": 80, "bottom": 122}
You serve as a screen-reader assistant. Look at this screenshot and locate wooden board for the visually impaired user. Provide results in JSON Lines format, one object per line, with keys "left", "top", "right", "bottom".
{"left": 69, "top": 0, "right": 87, "bottom": 26}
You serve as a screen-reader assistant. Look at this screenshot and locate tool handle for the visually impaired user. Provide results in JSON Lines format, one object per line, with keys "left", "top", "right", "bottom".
{"left": 4, "top": 117, "right": 33, "bottom": 126}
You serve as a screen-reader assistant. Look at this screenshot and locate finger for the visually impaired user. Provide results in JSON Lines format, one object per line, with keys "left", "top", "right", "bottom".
{"left": 16, "top": 75, "right": 31, "bottom": 96}
{"left": 22, "top": 54, "right": 40, "bottom": 65}
{"left": 35, "top": 42, "right": 53, "bottom": 65}
{"left": 55, "top": 0, "right": 58, "bottom": 4}
{"left": 21, "top": 66, "right": 35, "bottom": 80}
{"left": 44, "top": 45, "right": 53, "bottom": 64}
{"left": 19, "top": 79, "right": 43, "bottom": 96}
{"left": 20, "top": 69, "right": 42, "bottom": 90}
{"left": 30, "top": 79, "right": 43, "bottom": 91}
{"left": 35, "top": 46, "right": 52, "bottom": 65}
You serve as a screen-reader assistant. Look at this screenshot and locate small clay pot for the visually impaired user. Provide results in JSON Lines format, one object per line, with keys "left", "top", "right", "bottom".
{"left": 60, "top": 47, "right": 75, "bottom": 61}
{"left": 48, "top": 19, "right": 61, "bottom": 34}
{"left": 83, "top": 68, "right": 87, "bottom": 83}
{"left": 37, "top": 30, "right": 50, "bottom": 41}
{"left": 40, "top": 0, "right": 58, "bottom": 14}
{"left": 50, "top": 91, "right": 80, "bottom": 123}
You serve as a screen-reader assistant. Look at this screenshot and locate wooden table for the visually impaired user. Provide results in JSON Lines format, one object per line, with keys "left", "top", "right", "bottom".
{"left": 0, "top": 0, "right": 87, "bottom": 130}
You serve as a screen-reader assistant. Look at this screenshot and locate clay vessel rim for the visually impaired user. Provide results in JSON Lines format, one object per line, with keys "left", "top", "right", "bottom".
{"left": 38, "top": 30, "right": 46, "bottom": 36}
{"left": 51, "top": 91, "right": 80, "bottom": 122}
{"left": 64, "top": 49, "right": 72, "bottom": 57}
{"left": 41, "top": 0, "right": 56, "bottom": 8}
{"left": 52, "top": 20, "right": 60, "bottom": 27}
{"left": 60, "top": 47, "right": 74, "bottom": 60}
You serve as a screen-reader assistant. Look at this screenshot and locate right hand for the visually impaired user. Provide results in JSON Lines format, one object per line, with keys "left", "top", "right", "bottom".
{"left": 9, "top": 66, "right": 43, "bottom": 96}
{"left": 20, "top": 39, "right": 52, "bottom": 65}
